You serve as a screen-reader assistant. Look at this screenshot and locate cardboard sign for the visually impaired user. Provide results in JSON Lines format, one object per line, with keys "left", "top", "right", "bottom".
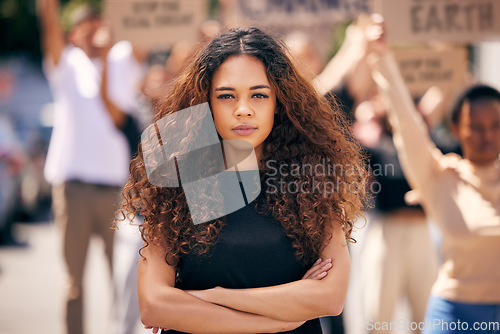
{"left": 233, "top": 0, "right": 372, "bottom": 25}
{"left": 375, "top": 0, "right": 500, "bottom": 43}
{"left": 104, "top": 0, "right": 209, "bottom": 50}
{"left": 221, "top": 0, "right": 372, "bottom": 60}
{"left": 393, "top": 47, "right": 468, "bottom": 97}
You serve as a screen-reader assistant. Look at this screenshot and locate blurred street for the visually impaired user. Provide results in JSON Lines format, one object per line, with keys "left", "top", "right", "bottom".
{"left": 0, "top": 217, "right": 124, "bottom": 334}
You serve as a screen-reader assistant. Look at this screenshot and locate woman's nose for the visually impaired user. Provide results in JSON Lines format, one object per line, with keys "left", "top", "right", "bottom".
{"left": 234, "top": 99, "right": 254, "bottom": 118}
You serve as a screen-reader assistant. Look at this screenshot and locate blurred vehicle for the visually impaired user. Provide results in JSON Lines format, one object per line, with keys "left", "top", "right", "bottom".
{"left": 0, "top": 57, "right": 53, "bottom": 245}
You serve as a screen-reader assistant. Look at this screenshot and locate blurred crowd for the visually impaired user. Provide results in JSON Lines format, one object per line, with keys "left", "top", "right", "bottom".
{"left": 1, "top": 0, "right": 499, "bottom": 334}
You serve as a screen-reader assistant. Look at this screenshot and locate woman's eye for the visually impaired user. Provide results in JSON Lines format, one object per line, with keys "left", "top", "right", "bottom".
{"left": 217, "top": 94, "right": 234, "bottom": 100}
{"left": 471, "top": 126, "right": 485, "bottom": 133}
{"left": 253, "top": 93, "right": 269, "bottom": 99}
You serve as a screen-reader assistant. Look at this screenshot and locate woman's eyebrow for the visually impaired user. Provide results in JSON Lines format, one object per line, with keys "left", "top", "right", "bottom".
{"left": 214, "top": 86, "right": 235, "bottom": 91}
{"left": 214, "top": 85, "right": 271, "bottom": 91}
{"left": 250, "top": 85, "right": 271, "bottom": 90}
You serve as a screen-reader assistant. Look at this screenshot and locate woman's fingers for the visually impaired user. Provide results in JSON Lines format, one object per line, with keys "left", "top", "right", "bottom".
{"left": 301, "top": 258, "right": 321, "bottom": 279}
{"left": 302, "top": 258, "right": 332, "bottom": 280}
{"left": 365, "top": 13, "right": 388, "bottom": 55}
{"left": 144, "top": 326, "right": 167, "bottom": 333}
{"left": 309, "top": 260, "right": 332, "bottom": 279}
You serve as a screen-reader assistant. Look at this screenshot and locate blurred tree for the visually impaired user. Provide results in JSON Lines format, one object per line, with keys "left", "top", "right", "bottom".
{"left": 0, "top": 0, "right": 72, "bottom": 63}
{"left": 1, "top": 0, "right": 219, "bottom": 63}
{"left": 209, "top": 0, "right": 218, "bottom": 18}
{"left": 0, "top": 0, "right": 42, "bottom": 61}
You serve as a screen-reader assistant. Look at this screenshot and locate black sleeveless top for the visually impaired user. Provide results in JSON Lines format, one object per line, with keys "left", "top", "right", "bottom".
{"left": 164, "top": 173, "right": 322, "bottom": 334}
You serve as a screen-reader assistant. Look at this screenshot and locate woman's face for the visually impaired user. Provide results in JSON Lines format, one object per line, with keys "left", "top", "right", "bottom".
{"left": 453, "top": 99, "right": 500, "bottom": 165}
{"left": 210, "top": 55, "right": 277, "bottom": 161}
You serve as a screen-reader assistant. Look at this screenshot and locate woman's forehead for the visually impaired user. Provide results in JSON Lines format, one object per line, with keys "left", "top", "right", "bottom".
{"left": 464, "top": 99, "right": 500, "bottom": 122}
{"left": 211, "top": 55, "right": 270, "bottom": 87}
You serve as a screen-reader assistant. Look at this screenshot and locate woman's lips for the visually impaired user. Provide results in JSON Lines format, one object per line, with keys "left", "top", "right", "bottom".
{"left": 232, "top": 125, "right": 257, "bottom": 136}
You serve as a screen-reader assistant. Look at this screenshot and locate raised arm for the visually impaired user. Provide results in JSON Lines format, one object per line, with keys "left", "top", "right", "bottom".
{"left": 36, "top": 0, "right": 65, "bottom": 66}
{"left": 95, "top": 25, "right": 146, "bottom": 129}
{"left": 187, "top": 220, "right": 350, "bottom": 322}
{"left": 312, "top": 22, "right": 368, "bottom": 96}
{"left": 139, "top": 243, "right": 306, "bottom": 333}
{"left": 366, "top": 18, "right": 443, "bottom": 191}
{"left": 100, "top": 49, "right": 127, "bottom": 128}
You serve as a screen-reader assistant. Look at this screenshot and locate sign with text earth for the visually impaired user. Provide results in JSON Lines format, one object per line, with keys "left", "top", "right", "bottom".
{"left": 375, "top": 0, "right": 500, "bottom": 43}
{"left": 104, "top": 0, "right": 209, "bottom": 50}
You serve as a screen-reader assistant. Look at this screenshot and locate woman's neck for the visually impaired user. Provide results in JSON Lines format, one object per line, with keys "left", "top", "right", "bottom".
{"left": 223, "top": 141, "right": 262, "bottom": 171}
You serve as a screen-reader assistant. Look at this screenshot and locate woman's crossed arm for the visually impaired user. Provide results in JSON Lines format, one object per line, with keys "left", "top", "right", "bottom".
{"left": 187, "top": 220, "right": 350, "bottom": 322}
{"left": 138, "top": 242, "right": 330, "bottom": 333}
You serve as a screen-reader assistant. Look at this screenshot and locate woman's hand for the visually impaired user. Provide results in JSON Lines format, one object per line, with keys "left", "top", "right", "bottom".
{"left": 365, "top": 13, "right": 389, "bottom": 56}
{"left": 144, "top": 325, "right": 167, "bottom": 333}
{"left": 301, "top": 258, "right": 333, "bottom": 280}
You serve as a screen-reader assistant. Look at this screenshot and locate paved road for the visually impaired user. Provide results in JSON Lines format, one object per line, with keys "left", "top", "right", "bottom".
{"left": 0, "top": 221, "right": 140, "bottom": 334}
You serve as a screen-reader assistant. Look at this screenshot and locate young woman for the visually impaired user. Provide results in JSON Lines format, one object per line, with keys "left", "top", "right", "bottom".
{"left": 366, "top": 17, "right": 500, "bottom": 334}
{"left": 120, "top": 27, "right": 368, "bottom": 333}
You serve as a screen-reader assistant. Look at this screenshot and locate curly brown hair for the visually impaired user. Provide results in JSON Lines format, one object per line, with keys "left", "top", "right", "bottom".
{"left": 120, "top": 27, "right": 369, "bottom": 268}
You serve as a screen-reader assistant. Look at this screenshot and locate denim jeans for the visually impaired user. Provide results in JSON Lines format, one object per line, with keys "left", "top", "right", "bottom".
{"left": 423, "top": 295, "right": 500, "bottom": 334}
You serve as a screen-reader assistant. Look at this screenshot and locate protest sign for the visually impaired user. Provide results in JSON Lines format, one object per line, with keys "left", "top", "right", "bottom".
{"left": 104, "top": 0, "right": 209, "bottom": 50}
{"left": 221, "top": 0, "right": 373, "bottom": 60}
{"left": 375, "top": 0, "right": 500, "bottom": 43}
{"left": 233, "top": 0, "right": 372, "bottom": 26}
{"left": 393, "top": 47, "right": 468, "bottom": 97}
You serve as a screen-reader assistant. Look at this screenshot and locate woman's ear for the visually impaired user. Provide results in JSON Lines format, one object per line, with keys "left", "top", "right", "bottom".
{"left": 450, "top": 123, "right": 460, "bottom": 141}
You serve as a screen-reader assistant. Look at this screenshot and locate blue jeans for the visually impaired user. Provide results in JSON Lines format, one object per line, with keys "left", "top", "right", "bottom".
{"left": 423, "top": 295, "right": 500, "bottom": 334}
